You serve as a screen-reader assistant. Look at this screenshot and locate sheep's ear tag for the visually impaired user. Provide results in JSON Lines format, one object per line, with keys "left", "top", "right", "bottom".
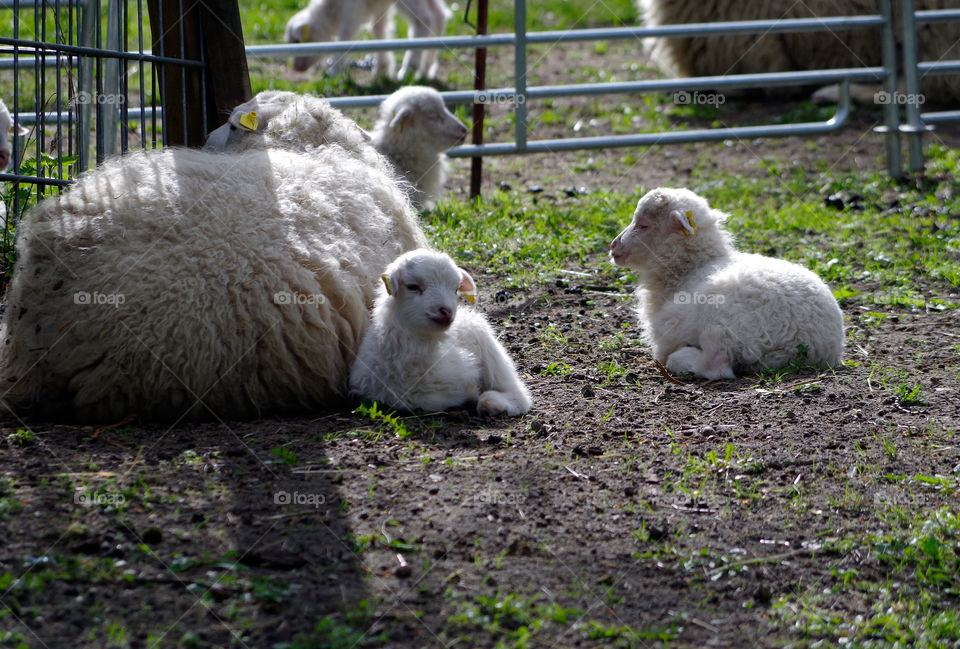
{"left": 457, "top": 272, "right": 477, "bottom": 305}
{"left": 673, "top": 209, "right": 697, "bottom": 238}
{"left": 381, "top": 274, "right": 394, "bottom": 296}
{"left": 238, "top": 111, "right": 259, "bottom": 131}
{"left": 300, "top": 24, "right": 310, "bottom": 42}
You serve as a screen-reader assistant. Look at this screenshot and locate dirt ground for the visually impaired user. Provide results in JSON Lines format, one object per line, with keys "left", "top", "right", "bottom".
{"left": 2, "top": 42, "right": 960, "bottom": 649}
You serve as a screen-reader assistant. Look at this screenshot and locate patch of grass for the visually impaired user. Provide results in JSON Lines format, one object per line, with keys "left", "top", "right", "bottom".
{"left": 353, "top": 401, "right": 414, "bottom": 440}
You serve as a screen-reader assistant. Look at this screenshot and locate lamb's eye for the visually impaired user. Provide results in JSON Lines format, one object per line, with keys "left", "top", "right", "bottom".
{"left": 405, "top": 284, "right": 422, "bottom": 294}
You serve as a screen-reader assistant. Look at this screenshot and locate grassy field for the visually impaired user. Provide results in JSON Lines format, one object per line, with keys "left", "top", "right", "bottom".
{"left": 2, "top": 1, "right": 960, "bottom": 647}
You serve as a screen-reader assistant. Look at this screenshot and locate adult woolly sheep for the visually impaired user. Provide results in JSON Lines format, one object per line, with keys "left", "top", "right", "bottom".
{"left": 371, "top": 86, "right": 467, "bottom": 211}
{"left": 609, "top": 187, "right": 843, "bottom": 380}
{"left": 0, "top": 92, "right": 427, "bottom": 423}
{"left": 637, "top": 0, "right": 960, "bottom": 105}
{"left": 350, "top": 249, "right": 533, "bottom": 416}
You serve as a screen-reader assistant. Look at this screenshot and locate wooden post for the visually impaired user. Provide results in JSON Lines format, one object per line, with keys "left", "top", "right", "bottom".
{"left": 469, "top": 0, "right": 488, "bottom": 199}
{"left": 147, "top": 0, "right": 251, "bottom": 147}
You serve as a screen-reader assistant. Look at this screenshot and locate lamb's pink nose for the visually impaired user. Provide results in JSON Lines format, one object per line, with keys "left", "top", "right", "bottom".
{"left": 0, "top": 150, "right": 9, "bottom": 170}
{"left": 431, "top": 307, "right": 453, "bottom": 326}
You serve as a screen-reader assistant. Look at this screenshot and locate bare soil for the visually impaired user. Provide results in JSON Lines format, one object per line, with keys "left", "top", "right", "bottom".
{"left": 2, "top": 42, "right": 960, "bottom": 649}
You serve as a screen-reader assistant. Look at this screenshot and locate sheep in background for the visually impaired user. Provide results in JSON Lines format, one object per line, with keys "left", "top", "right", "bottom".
{"left": 636, "top": 0, "right": 960, "bottom": 105}
{"left": 350, "top": 249, "right": 533, "bottom": 417}
{"left": 284, "top": 0, "right": 395, "bottom": 77}
{"left": 609, "top": 187, "right": 843, "bottom": 380}
{"left": 283, "top": 0, "right": 450, "bottom": 79}
{"left": 371, "top": 85, "right": 467, "bottom": 210}
{"left": 1, "top": 99, "right": 27, "bottom": 171}
{"left": 396, "top": 0, "right": 452, "bottom": 80}
{"left": 0, "top": 92, "right": 427, "bottom": 422}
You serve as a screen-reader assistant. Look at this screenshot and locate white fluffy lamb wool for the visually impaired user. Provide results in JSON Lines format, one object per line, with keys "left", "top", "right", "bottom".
{"left": 610, "top": 187, "right": 844, "bottom": 380}
{"left": 371, "top": 86, "right": 467, "bottom": 211}
{"left": 0, "top": 93, "right": 427, "bottom": 422}
{"left": 349, "top": 249, "right": 532, "bottom": 416}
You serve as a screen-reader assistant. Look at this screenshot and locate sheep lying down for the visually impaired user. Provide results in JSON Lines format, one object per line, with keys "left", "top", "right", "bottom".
{"left": 350, "top": 249, "right": 532, "bottom": 416}
{"left": 610, "top": 187, "right": 844, "bottom": 380}
{"left": 0, "top": 92, "right": 426, "bottom": 422}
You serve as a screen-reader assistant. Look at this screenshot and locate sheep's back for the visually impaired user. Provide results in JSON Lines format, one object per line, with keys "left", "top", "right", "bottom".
{"left": 0, "top": 146, "right": 426, "bottom": 422}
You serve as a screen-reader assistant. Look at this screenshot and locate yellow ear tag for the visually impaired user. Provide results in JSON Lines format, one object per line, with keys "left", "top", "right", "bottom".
{"left": 238, "top": 111, "right": 259, "bottom": 131}
{"left": 683, "top": 210, "right": 698, "bottom": 238}
{"left": 301, "top": 24, "right": 310, "bottom": 42}
{"left": 458, "top": 290, "right": 476, "bottom": 305}
{"left": 381, "top": 274, "right": 393, "bottom": 295}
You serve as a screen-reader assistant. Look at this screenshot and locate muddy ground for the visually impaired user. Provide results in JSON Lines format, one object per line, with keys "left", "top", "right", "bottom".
{"left": 2, "top": 41, "right": 960, "bottom": 649}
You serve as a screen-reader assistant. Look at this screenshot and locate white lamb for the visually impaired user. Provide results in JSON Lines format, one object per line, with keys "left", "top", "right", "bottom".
{"left": 371, "top": 85, "right": 467, "bottom": 211}
{"left": 0, "top": 91, "right": 427, "bottom": 422}
{"left": 1, "top": 99, "right": 27, "bottom": 171}
{"left": 609, "top": 187, "right": 844, "bottom": 380}
{"left": 284, "top": 0, "right": 450, "bottom": 79}
{"left": 349, "top": 249, "right": 533, "bottom": 417}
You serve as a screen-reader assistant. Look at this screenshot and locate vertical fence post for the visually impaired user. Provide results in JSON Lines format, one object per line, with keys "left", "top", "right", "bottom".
{"left": 900, "top": 0, "right": 926, "bottom": 172}
{"left": 879, "top": 0, "right": 901, "bottom": 177}
{"left": 199, "top": 0, "right": 251, "bottom": 129}
{"left": 513, "top": 0, "right": 527, "bottom": 152}
{"left": 469, "top": 0, "right": 488, "bottom": 199}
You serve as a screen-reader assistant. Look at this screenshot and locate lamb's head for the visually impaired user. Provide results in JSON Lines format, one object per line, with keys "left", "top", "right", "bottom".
{"left": 1, "top": 99, "right": 27, "bottom": 171}
{"left": 609, "top": 187, "right": 727, "bottom": 271}
{"left": 380, "top": 249, "right": 476, "bottom": 336}
{"left": 284, "top": 6, "right": 323, "bottom": 72}
{"left": 204, "top": 91, "right": 370, "bottom": 155}
{"left": 374, "top": 86, "right": 467, "bottom": 153}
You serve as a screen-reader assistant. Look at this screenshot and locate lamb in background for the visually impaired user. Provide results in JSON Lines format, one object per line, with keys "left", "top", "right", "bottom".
{"left": 350, "top": 249, "right": 533, "bottom": 417}
{"left": 371, "top": 85, "right": 467, "bottom": 210}
{"left": 609, "top": 187, "right": 844, "bottom": 380}
{"left": 1, "top": 99, "right": 27, "bottom": 171}
{"left": 0, "top": 92, "right": 427, "bottom": 422}
{"left": 284, "top": 0, "right": 450, "bottom": 79}
{"left": 636, "top": 0, "right": 960, "bottom": 105}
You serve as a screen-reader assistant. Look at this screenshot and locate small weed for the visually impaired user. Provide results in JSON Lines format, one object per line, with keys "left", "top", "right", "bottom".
{"left": 540, "top": 362, "right": 571, "bottom": 376}
{"left": 354, "top": 402, "right": 413, "bottom": 439}
{"left": 268, "top": 446, "right": 299, "bottom": 466}
{"left": 7, "top": 428, "right": 34, "bottom": 447}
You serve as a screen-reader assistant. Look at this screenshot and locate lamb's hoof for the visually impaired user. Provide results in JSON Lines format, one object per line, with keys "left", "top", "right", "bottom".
{"left": 665, "top": 346, "right": 701, "bottom": 375}
{"left": 477, "top": 391, "right": 511, "bottom": 417}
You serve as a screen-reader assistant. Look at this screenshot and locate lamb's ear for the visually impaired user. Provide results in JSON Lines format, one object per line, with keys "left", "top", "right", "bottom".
{"left": 357, "top": 127, "right": 372, "bottom": 143}
{"left": 10, "top": 123, "right": 28, "bottom": 136}
{"left": 457, "top": 268, "right": 477, "bottom": 305}
{"left": 381, "top": 267, "right": 402, "bottom": 297}
{"left": 389, "top": 106, "right": 413, "bottom": 131}
{"left": 670, "top": 209, "right": 698, "bottom": 238}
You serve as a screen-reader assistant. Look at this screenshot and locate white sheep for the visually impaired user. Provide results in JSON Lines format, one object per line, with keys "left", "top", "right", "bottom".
{"left": 637, "top": 0, "right": 960, "bottom": 104}
{"left": 349, "top": 249, "right": 533, "bottom": 417}
{"left": 609, "top": 187, "right": 844, "bottom": 380}
{"left": 371, "top": 85, "right": 467, "bottom": 211}
{"left": 283, "top": 0, "right": 450, "bottom": 79}
{"left": 0, "top": 92, "right": 427, "bottom": 422}
{"left": 1, "top": 99, "right": 27, "bottom": 171}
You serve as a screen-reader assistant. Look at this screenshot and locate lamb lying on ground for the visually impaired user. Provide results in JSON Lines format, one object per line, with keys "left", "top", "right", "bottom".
{"left": 0, "top": 92, "right": 426, "bottom": 422}
{"left": 371, "top": 86, "right": 467, "bottom": 210}
{"left": 284, "top": 0, "right": 450, "bottom": 79}
{"left": 349, "top": 249, "right": 532, "bottom": 416}
{"left": 609, "top": 187, "right": 844, "bottom": 379}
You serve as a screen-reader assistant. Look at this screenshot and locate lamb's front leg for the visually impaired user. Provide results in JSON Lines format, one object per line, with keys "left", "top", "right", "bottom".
{"left": 370, "top": 6, "right": 396, "bottom": 79}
